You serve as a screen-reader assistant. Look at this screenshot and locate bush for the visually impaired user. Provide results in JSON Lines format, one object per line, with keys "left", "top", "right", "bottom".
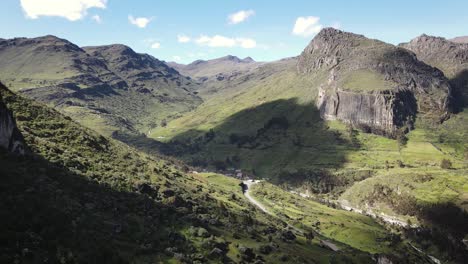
{"left": 440, "top": 159, "right": 452, "bottom": 169}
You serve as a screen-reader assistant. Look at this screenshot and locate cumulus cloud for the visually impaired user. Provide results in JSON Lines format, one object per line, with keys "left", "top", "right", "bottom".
{"left": 91, "top": 14, "right": 102, "bottom": 23}
{"left": 128, "top": 15, "right": 152, "bottom": 28}
{"left": 20, "top": 0, "right": 106, "bottom": 21}
{"left": 228, "top": 10, "right": 255, "bottom": 24}
{"left": 172, "top": 56, "right": 182, "bottom": 62}
{"left": 177, "top": 34, "right": 191, "bottom": 43}
{"left": 151, "top": 42, "right": 161, "bottom": 49}
{"left": 195, "top": 35, "right": 256, "bottom": 49}
{"left": 292, "top": 16, "right": 323, "bottom": 37}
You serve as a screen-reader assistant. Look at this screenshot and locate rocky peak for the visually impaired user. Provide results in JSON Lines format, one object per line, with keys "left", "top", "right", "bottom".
{"left": 219, "top": 55, "right": 242, "bottom": 63}
{"left": 0, "top": 35, "right": 83, "bottom": 53}
{"left": 297, "top": 29, "right": 453, "bottom": 137}
{"left": 400, "top": 34, "right": 468, "bottom": 68}
{"left": 297, "top": 28, "right": 380, "bottom": 73}
{"left": 242, "top": 57, "right": 255, "bottom": 63}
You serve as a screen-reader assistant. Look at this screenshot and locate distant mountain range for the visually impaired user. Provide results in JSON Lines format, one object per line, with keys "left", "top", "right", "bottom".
{"left": 0, "top": 35, "right": 202, "bottom": 137}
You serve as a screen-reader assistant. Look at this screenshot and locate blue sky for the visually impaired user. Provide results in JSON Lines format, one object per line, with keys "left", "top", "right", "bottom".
{"left": 1, "top": 0, "right": 467, "bottom": 64}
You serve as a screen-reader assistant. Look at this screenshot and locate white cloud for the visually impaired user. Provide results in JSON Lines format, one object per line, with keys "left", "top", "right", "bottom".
{"left": 151, "top": 42, "right": 161, "bottom": 49}
{"left": 177, "top": 34, "right": 191, "bottom": 43}
{"left": 292, "top": 16, "right": 323, "bottom": 37}
{"left": 91, "top": 14, "right": 102, "bottom": 23}
{"left": 195, "top": 35, "right": 256, "bottom": 49}
{"left": 228, "top": 9, "right": 255, "bottom": 24}
{"left": 172, "top": 56, "right": 182, "bottom": 62}
{"left": 237, "top": 38, "right": 257, "bottom": 49}
{"left": 20, "top": 0, "right": 106, "bottom": 21}
{"left": 128, "top": 15, "right": 152, "bottom": 28}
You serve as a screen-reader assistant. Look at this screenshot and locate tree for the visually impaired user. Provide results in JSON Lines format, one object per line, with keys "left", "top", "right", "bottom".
{"left": 396, "top": 129, "right": 408, "bottom": 150}
{"left": 305, "top": 231, "right": 315, "bottom": 244}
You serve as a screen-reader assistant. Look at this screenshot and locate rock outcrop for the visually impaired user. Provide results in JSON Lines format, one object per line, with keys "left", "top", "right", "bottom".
{"left": 400, "top": 34, "right": 468, "bottom": 107}
{"left": 298, "top": 28, "right": 453, "bottom": 136}
{"left": 0, "top": 83, "right": 26, "bottom": 155}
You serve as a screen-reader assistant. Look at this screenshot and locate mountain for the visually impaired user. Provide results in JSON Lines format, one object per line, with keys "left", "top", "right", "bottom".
{"left": 450, "top": 36, "right": 468, "bottom": 44}
{"left": 0, "top": 35, "right": 202, "bottom": 138}
{"left": 1, "top": 29, "right": 468, "bottom": 263}
{"left": 168, "top": 55, "right": 263, "bottom": 97}
{"left": 299, "top": 28, "right": 452, "bottom": 137}
{"left": 149, "top": 29, "right": 457, "bottom": 178}
{"left": 399, "top": 34, "right": 468, "bottom": 107}
{"left": 0, "top": 82, "right": 426, "bottom": 263}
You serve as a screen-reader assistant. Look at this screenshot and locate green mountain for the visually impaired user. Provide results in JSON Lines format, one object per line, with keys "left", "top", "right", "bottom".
{"left": 145, "top": 29, "right": 468, "bottom": 262}
{"left": 1, "top": 82, "right": 433, "bottom": 263}
{"left": 1, "top": 28, "right": 468, "bottom": 263}
{"left": 0, "top": 35, "right": 202, "bottom": 137}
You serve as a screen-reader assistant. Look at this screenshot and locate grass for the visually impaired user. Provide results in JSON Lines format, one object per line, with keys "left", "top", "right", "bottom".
{"left": 249, "top": 181, "right": 398, "bottom": 254}
{"left": 1, "top": 84, "right": 389, "bottom": 263}
{"left": 341, "top": 70, "right": 396, "bottom": 92}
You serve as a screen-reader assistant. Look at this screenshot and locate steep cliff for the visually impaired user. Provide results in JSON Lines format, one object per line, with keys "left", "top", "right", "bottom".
{"left": 298, "top": 28, "right": 452, "bottom": 136}
{"left": 0, "top": 83, "right": 25, "bottom": 155}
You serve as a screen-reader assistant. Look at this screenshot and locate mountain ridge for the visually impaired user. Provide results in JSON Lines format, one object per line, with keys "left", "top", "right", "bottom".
{"left": 0, "top": 35, "right": 202, "bottom": 138}
{"left": 298, "top": 28, "right": 452, "bottom": 136}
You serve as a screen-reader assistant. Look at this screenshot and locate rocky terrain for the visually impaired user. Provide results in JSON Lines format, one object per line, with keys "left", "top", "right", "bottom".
{"left": 400, "top": 34, "right": 468, "bottom": 108}
{"left": 298, "top": 28, "right": 452, "bottom": 136}
{"left": 450, "top": 36, "right": 468, "bottom": 44}
{"left": 0, "top": 86, "right": 25, "bottom": 155}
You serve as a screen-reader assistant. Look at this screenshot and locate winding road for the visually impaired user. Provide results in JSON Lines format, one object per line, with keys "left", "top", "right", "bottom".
{"left": 241, "top": 180, "right": 340, "bottom": 252}
{"left": 242, "top": 180, "right": 270, "bottom": 214}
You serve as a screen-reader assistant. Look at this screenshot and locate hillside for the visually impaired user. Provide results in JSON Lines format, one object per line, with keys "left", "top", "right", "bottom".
{"left": 168, "top": 55, "right": 264, "bottom": 97}
{"left": 149, "top": 28, "right": 460, "bottom": 179}
{"left": 0, "top": 82, "right": 432, "bottom": 263}
{"left": 0, "top": 35, "right": 202, "bottom": 138}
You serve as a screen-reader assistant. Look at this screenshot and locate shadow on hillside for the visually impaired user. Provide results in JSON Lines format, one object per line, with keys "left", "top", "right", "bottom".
{"left": 450, "top": 69, "right": 468, "bottom": 112}
{"left": 405, "top": 202, "right": 468, "bottom": 262}
{"left": 0, "top": 150, "right": 197, "bottom": 263}
{"left": 123, "top": 98, "right": 360, "bottom": 187}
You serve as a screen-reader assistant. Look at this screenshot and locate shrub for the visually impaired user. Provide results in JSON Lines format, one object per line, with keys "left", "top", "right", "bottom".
{"left": 440, "top": 159, "right": 452, "bottom": 169}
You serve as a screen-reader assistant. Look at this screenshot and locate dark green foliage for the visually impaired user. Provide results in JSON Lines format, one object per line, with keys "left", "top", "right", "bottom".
{"left": 440, "top": 159, "right": 452, "bottom": 169}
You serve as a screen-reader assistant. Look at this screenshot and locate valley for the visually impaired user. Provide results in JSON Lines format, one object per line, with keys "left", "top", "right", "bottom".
{"left": 0, "top": 22, "right": 467, "bottom": 264}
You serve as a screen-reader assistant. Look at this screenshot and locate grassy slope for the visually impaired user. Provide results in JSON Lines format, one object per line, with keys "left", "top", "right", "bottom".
{"left": 0, "top": 36, "right": 202, "bottom": 139}
{"left": 146, "top": 50, "right": 468, "bottom": 262}
{"left": 0, "top": 85, "right": 384, "bottom": 263}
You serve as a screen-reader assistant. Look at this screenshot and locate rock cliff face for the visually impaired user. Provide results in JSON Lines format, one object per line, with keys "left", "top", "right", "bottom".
{"left": 298, "top": 28, "right": 452, "bottom": 136}
{"left": 0, "top": 84, "right": 26, "bottom": 155}
{"left": 317, "top": 88, "right": 417, "bottom": 135}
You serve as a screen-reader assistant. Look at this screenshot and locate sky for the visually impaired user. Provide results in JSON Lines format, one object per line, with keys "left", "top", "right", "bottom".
{"left": 0, "top": 0, "right": 467, "bottom": 64}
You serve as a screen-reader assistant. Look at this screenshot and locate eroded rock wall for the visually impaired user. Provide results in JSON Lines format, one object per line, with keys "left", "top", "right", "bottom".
{"left": 0, "top": 89, "right": 26, "bottom": 155}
